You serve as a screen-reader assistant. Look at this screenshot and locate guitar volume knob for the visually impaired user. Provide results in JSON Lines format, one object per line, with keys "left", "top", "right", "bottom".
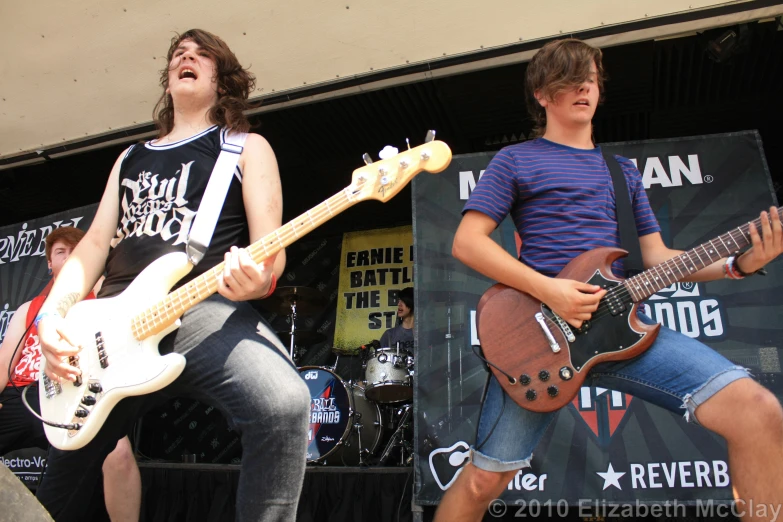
{"left": 538, "top": 370, "right": 550, "bottom": 382}
{"left": 520, "top": 374, "right": 531, "bottom": 386}
{"left": 547, "top": 386, "right": 559, "bottom": 397}
{"left": 525, "top": 389, "right": 537, "bottom": 401}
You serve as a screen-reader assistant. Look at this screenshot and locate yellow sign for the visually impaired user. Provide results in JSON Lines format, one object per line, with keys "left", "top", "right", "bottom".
{"left": 333, "top": 225, "right": 413, "bottom": 352}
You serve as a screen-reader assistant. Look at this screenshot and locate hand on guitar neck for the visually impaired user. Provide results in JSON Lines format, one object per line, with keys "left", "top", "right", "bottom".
{"left": 217, "top": 247, "right": 278, "bottom": 301}
{"left": 533, "top": 205, "right": 781, "bottom": 330}
{"left": 732, "top": 207, "right": 783, "bottom": 274}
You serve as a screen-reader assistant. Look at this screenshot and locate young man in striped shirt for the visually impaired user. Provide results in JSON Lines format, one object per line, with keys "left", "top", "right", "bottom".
{"left": 435, "top": 38, "right": 783, "bottom": 522}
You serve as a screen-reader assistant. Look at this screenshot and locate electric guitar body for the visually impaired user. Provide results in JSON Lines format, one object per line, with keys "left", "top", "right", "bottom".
{"left": 476, "top": 206, "right": 780, "bottom": 413}
{"left": 477, "top": 248, "right": 658, "bottom": 413}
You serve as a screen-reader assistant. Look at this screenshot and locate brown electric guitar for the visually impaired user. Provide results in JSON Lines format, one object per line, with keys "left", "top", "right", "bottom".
{"left": 476, "top": 207, "right": 781, "bottom": 413}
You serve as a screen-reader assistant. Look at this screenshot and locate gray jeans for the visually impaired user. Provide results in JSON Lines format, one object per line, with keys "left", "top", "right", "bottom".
{"left": 37, "top": 294, "right": 311, "bottom": 522}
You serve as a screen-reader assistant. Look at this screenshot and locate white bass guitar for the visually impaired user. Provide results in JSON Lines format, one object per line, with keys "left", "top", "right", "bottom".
{"left": 39, "top": 136, "right": 452, "bottom": 450}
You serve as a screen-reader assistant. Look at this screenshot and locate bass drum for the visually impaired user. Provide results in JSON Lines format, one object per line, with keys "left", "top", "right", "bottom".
{"left": 329, "top": 383, "right": 383, "bottom": 465}
{"left": 300, "top": 366, "right": 353, "bottom": 463}
{"left": 299, "top": 367, "right": 383, "bottom": 464}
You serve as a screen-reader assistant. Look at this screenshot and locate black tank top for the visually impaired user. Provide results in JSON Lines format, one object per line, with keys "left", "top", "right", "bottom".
{"left": 99, "top": 126, "right": 250, "bottom": 298}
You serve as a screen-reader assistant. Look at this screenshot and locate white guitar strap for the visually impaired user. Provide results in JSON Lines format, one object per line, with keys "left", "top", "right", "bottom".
{"left": 186, "top": 129, "right": 248, "bottom": 266}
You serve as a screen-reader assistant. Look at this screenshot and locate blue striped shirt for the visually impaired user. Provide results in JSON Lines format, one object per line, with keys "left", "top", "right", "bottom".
{"left": 463, "top": 138, "right": 660, "bottom": 277}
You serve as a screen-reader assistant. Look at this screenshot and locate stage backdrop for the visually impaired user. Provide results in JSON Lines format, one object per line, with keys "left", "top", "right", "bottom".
{"left": 333, "top": 225, "right": 414, "bottom": 352}
{"left": 412, "top": 131, "right": 782, "bottom": 506}
{"left": 0, "top": 204, "right": 97, "bottom": 343}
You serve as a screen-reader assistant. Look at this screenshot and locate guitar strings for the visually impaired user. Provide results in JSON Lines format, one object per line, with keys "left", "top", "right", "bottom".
{"left": 565, "top": 210, "right": 777, "bottom": 326}
{"left": 135, "top": 188, "right": 355, "bottom": 335}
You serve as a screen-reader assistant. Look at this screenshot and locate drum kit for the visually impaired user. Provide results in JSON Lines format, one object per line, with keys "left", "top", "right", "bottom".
{"left": 262, "top": 286, "right": 415, "bottom": 467}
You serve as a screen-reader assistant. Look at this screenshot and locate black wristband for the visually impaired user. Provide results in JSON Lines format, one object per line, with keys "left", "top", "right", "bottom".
{"left": 733, "top": 254, "right": 767, "bottom": 277}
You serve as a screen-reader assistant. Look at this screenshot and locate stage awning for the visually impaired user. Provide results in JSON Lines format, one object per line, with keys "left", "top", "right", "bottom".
{"left": 3, "top": 0, "right": 783, "bottom": 165}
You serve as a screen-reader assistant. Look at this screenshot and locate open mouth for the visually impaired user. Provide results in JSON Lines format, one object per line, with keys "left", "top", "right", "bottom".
{"left": 178, "top": 68, "right": 198, "bottom": 80}
{"left": 574, "top": 100, "right": 590, "bottom": 107}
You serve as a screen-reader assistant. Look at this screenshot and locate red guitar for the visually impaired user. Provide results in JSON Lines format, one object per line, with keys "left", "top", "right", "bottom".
{"left": 476, "top": 207, "right": 781, "bottom": 413}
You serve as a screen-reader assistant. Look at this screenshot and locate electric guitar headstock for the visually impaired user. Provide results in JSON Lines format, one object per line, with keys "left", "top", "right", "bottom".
{"left": 347, "top": 130, "right": 452, "bottom": 203}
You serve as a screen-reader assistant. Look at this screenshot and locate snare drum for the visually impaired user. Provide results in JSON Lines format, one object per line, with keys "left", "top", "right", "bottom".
{"left": 299, "top": 366, "right": 382, "bottom": 464}
{"left": 364, "top": 347, "right": 413, "bottom": 403}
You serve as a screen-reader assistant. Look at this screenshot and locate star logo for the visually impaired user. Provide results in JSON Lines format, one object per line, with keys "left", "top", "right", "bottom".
{"left": 596, "top": 463, "right": 626, "bottom": 490}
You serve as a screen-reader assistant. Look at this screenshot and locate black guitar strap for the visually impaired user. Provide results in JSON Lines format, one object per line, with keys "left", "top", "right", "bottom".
{"left": 602, "top": 150, "right": 644, "bottom": 276}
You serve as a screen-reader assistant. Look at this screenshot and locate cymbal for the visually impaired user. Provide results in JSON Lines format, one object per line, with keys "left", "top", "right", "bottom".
{"left": 262, "top": 286, "right": 327, "bottom": 315}
{"left": 276, "top": 329, "right": 326, "bottom": 346}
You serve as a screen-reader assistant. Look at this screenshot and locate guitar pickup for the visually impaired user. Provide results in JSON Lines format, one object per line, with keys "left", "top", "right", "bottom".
{"left": 535, "top": 313, "right": 561, "bottom": 353}
{"left": 68, "top": 356, "right": 82, "bottom": 387}
{"left": 95, "top": 332, "right": 109, "bottom": 368}
{"left": 607, "top": 295, "right": 627, "bottom": 316}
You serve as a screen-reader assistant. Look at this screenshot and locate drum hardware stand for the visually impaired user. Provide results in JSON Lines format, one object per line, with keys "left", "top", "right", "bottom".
{"left": 445, "top": 272, "right": 454, "bottom": 431}
{"left": 287, "top": 300, "right": 298, "bottom": 361}
{"left": 352, "top": 410, "right": 370, "bottom": 466}
{"left": 393, "top": 342, "right": 407, "bottom": 370}
{"left": 378, "top": 403, "right": 412, "bottom": 465}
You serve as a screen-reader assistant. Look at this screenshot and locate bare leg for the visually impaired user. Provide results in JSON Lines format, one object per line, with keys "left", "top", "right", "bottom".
{"left": 434, "top": 463, "right": 517, "bottom": 522}
{"left": 102, "top": 436, "right": 141, "bottom": 522}
{"left": 696, "top": 379, "right": 783, "bottom": 522}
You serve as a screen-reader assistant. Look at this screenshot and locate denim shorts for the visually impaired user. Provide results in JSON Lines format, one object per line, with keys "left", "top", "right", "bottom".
{"left": 471, "top": 314, "right": 750, "bottom": 473}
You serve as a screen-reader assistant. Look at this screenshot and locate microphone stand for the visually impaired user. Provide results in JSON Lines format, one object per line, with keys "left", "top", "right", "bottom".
{"left": 445, "top": 272, "right": 453, "bottom": 431}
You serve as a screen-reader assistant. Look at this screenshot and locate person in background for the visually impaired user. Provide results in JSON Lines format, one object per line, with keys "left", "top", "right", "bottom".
{"left": 0, "top": 226, "right": 141, "bottom": 522}
{"left": 380, "top": 286, "right": 414, "bottom": 351}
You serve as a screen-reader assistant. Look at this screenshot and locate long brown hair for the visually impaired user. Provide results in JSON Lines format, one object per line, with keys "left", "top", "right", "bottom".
{"left": 525, "top": 39, "right": 605, "bottom": 137}
{"left": 153, "top": 29, "right": 256, "bottom": 137}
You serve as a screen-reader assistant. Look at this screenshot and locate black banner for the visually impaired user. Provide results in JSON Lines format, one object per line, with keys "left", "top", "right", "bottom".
{"left": 0, "top": 204, "right": 97, "bottom": 343}
{"left": 412, "top": 131, "right": 781, "bottom": 505}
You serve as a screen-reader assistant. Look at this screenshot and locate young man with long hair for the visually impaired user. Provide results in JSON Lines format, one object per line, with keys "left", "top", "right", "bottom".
{"left": 435, "top": 38, "right": 783, "bottom": 522}
{"left": 380, "top": 286, "right": 415, "bottom": 351}
{"left": 0, "top": 226, "right": 141, "bottom": 522}
{"left": 34, "top": 30, "right": 310, "bottom": 521}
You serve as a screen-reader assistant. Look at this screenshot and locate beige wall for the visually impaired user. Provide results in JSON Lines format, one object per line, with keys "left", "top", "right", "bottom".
{"left": 0, "top": 0, "right": 774, "bottom": 158}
